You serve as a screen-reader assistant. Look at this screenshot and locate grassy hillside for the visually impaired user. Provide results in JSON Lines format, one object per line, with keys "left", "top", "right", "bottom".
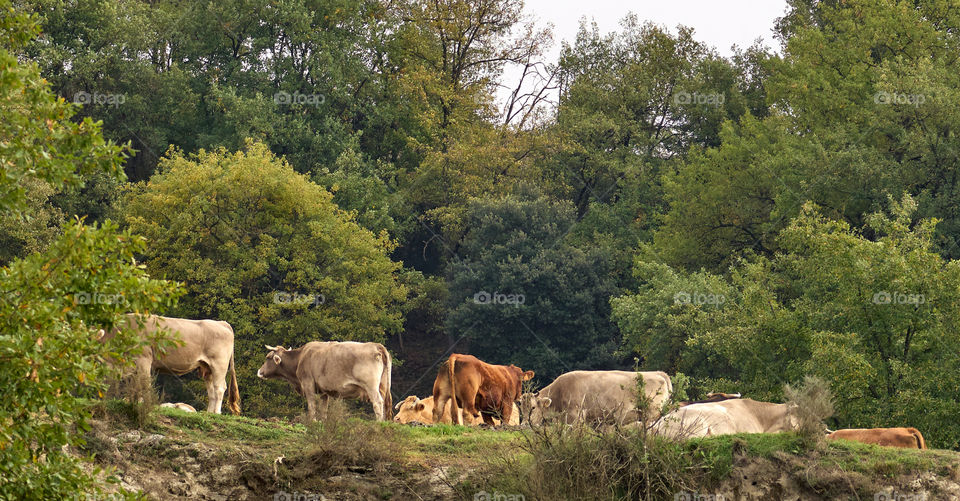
{"left": 79, "top": 402, "right": 960, "bottom": 500}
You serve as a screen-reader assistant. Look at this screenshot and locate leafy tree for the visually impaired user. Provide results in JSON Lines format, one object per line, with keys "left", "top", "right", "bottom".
{"left": 445, "top": 191, "right": 622, "bottom": 382}
{"left": 619, "top": 197, "right": 960, "bottom": 448}
{"left": 0, "top": 2, "right": 180, "bottom": 497}
{"left": 122, "top": 141, "right": 407, "bottom": 417}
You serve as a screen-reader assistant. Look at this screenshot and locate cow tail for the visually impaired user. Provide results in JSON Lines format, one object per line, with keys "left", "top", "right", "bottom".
{"left": 378, "top": 344, "right": 393, "bottom": 420}
{"left": 448, "top": 354, "right": 460, "bottom": 425}
{"left": 911, "top": 428, "right": 926, "bottom": 449}
{"left": 227, "top": 350, "right": 241, "bottom": 415}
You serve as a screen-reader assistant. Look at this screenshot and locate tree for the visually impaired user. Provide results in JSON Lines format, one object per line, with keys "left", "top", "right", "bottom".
{"left": 0, "top": 2, "right": 180, "bottom": 497}
{"left": 445, "top": 191, "right": 622, "bottom": 382}
{"left": 122, "top": 141, "right": 407, "bottom": 417}
{"left": 618, "top": 197, "right": 960, "bottom": 448}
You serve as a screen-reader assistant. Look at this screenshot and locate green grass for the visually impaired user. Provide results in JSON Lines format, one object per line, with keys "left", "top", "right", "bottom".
{"left": 384, "top": 422, "right": 524, "bottom": 458}
{"left": 686, "top": 432, "right": 807, "bottom": 479}
{"left": 155, "top": 406, "right": 305, "bottom": 441}
{"left": 819, "top": 438, "right": 956, "bottom": 478}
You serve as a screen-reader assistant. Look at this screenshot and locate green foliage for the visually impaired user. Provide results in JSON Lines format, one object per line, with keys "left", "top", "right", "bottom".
{"left": 0, "top": 2, "right": 181, "bottom": 497}
{"left": 122, "top": 141, "right": 407, "bottom": 417}
{"left": 618, "top": 198, "right": 960, "bottom": 448}
{"left": 446, "top": 191, "right": 622, "bottom": 381}
{"left": 0, "top": 220, "right": 180, "bottom": 500}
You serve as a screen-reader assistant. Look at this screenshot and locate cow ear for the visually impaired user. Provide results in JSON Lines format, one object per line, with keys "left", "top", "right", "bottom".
{"left": 414, "top": 402, "right": 425, "bottom": 411}
{"left": 522, "top": 370, "right": 535, "bottom": 381}
{"left": 540, "top": 397, "right": 552, "bottom": 408}
{"left": 273, "top": 354, "right": 282, "bottom": 365}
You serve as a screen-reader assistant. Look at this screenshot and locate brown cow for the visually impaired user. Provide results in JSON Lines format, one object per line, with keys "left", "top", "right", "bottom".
{"left": 827, "top": 427, "right": 926, "bottom": 449}
{"left": 257, "top": 342, "right": 392, "bottom": 421}
{"left": 393, "top": 395, "right": 519, "bottom": 426}
{"left": 103, "top": 314, "right": 240, "bottom": 415}
{"left": 432, "top": 354, "right": 533, "bottom": 426}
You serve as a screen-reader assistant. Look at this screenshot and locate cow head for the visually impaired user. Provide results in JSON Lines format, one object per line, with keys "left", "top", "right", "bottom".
{"left": 257, "top": 345, "right": 287, "bottom": 379}
{"left": 519, "top": 392, "right": 551, "bottom": 425}
{"left": 393, "top": 396, "right": 428, "bottom": 424}
{"left": 507, "top": 365, "right": 535, "bottom": 395}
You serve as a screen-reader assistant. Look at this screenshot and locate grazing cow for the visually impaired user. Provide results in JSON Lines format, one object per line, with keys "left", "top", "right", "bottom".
{"left": 432, "top": 354, "right": 533, "bottom": 426}
{"left": 827, "top": 428, "right": 926, "bottom": 449}
{"left": 103, "top": 314, "right": 240, "bottom": 415}
{"left": 160, "top": 402, "right": 197, "bottom": 413}
{"left": 519, "top": 370, "right": 673, "bottom": 426}
{"left": 654, "top": 398, "right": 799, "bottom": 438}
{"left": 393, "top": 395, "right": 519, "bottom": 426}
{"left": 257, "top": 342, "right": 392, "bottom": 422}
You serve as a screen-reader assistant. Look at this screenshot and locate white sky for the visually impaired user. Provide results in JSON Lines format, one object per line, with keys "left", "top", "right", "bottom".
{"left": 499, "top": 0, "right": 790, "bottom": 111}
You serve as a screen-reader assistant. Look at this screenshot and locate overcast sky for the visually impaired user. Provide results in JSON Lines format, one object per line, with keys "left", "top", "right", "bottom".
{"left": 499, "top": 0, "right": 789, "bottom": 110}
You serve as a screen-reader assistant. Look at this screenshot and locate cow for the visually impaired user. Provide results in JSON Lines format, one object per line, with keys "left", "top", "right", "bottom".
{"left": 393, "top": 395, "right": 520, "bottom": 426}
{"left": 653, "top": 398, "right": 799, "bottom": 438}
{"left": 827, "top": 427, "right": 926, "bottom": 449}
{"left": 676, "top": 392, "right": 742, "bottom": 408}
{"left": 519, "top": 370, "right": 673, "bottom": 427}
{"left": 160, "top": 402, "right": 197, "bottom": 412}
{"left": 257, "top": 342, "right": 392, "bottom": 422}
{"left": 431, "top": 354, "right": 533, "bottom": 426}
{"left": 102, "top": 314, "right": 240, "bottom": 415}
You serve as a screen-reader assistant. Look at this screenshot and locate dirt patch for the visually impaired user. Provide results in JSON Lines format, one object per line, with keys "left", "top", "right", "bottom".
{"left": 712, "top": 447, "right": 960, "bottom": 500}
{"left": 81, "top": 418, "right": 460, "bottom": 500}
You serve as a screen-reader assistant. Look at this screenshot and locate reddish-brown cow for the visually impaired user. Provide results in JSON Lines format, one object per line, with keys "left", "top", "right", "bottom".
{"left": 432, "top": 354, "right": 533, "bottom": 426}
{"left": 827, "top": 427, "right": 927, "bottom": 449}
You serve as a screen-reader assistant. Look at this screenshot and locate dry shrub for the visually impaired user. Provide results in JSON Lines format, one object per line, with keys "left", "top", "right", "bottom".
{"left": 95, "top": 371, "right": 159, "bottom": 429}
{"left": 303, "top": 399, "right": 399, "bottom": 472}
{"left": 784, "top": 375, "right": 835, "bottom": 447}
{"left": 504, "top": 420, "right": 696, "bottom": 501}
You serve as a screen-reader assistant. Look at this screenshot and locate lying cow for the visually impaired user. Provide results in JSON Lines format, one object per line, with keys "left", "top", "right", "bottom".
{"left": 394, "top": 395, "right": 520, "bottom": 426}
{"left": 654, "top": 398, "right": 799, "bottom": 438}
{"left": 827, "top": 427, "right": 927, "bottom": 449}
{"left": 160, "top": 402, "right": 197, "bottom": 412}
{"left": 432, "top": 354, "right": 533, "bottom": 426}
{"left": 102, "top": 314, "right": 240, "bottom": 415}
{"left": 520, "top": 370, "right": 673, "bottom": 426}
{"left": 677, "top": 392, "right": 742, "bottom": 407}
{"left": 257, "top": 342, "right": 392, "bottom": 421}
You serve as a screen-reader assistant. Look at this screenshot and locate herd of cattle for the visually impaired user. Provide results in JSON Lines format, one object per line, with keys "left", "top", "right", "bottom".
{"left": 109, "top": 314, "right": 929, "bottom": 450}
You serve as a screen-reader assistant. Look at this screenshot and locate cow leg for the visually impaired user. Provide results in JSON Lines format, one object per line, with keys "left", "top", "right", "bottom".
{"left": 460, "top": 391, "right": 481, "bottom": 422}
{"left": 433, "top": 394, "right": 450, "bottom": 424}
{"left": 499, "top": 403, "right": 514, "bottom": 427}
{"left": 302, "top": 384, "right": 317, "bottom": 422}
{"left": 204, "top": 363, "right": 228, "bottom": 414}
{"left": 366, "top": 383, "right": 385, "bottom": 421}
{"left": 318, "top": 394, "right": 329, "bottom": 421}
